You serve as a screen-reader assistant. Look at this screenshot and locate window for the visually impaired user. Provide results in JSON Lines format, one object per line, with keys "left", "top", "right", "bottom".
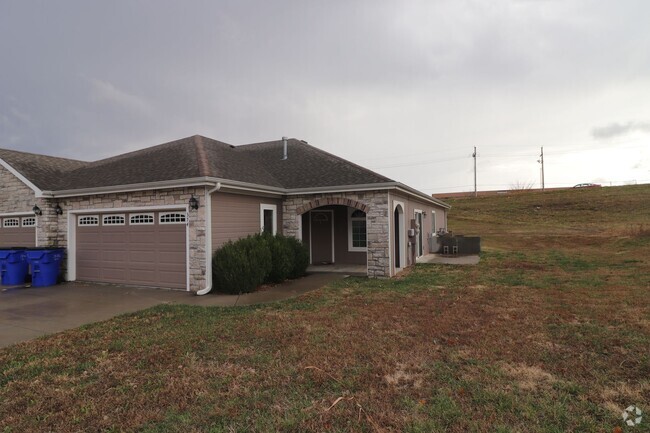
{"left": 260, "top": 204, "right": 277, "bottom": 235}
{"left": 78, "top": 215, "right": 99, "bottom": 226}
{"left": 22, "top": 217, "right": 36, "bottom": 227}
{"left": 348, "top": 208, "right": 367, "bottom": 251}
{"left": 3, "top": 218, "right": 19, "bottom": 228}
{"left": 130, "top": 213, "right": 155, "bottom": 225}
{"left": 159, "top": 212, "right": 187, "bottom": 224}
{"left": 103, "top": 214, "right": 126, "bottom": 226}
{"left": 431, "top": 210, "right": 436, "bottom": 234}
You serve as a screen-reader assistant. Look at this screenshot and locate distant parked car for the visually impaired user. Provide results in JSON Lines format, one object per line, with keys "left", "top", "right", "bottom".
{"left": 573, "top": 183, "right": 601, "bottom": 188}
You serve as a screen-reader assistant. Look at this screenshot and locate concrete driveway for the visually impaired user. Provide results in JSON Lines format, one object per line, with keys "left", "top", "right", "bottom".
{"left": 0, "top": 273, "right": 343, "bottom": 348}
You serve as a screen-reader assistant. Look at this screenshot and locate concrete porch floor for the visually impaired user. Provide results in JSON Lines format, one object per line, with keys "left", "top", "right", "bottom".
{"left": 307, "top": 263, "right": 367, "bottom": 276}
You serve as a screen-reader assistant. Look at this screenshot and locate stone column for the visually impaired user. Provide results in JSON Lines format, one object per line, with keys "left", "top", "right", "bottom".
{"left": 36, "top": 199, "right": 60, "bottom": 247}
{"left": 365, "top": 192, "right": 390, "bottom": 278}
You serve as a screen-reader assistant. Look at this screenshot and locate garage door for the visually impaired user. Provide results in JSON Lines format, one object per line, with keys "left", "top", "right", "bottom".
{"left": 0, "top": 216, "right": 36, "bottom": 248}
{"left": 76, "top": 211, "right": 187, "bottom": 289}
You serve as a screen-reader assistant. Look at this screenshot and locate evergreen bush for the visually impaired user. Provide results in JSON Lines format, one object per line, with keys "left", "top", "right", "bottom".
{"left": 212, "top": 233, "right": 309, "bottom": 294}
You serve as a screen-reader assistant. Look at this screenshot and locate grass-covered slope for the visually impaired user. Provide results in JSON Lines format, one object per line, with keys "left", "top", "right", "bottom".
{"left": 1, "top": 185, "right": 648, "bottom": 432}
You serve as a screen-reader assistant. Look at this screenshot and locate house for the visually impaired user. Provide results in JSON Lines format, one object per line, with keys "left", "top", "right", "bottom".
{"left": 0, "top": 135, "right": 450, "bottom": 294}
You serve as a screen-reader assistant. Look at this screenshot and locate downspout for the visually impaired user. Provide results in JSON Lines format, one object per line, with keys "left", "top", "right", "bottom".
{"left": 196, "top": 182, "right": 222, "bottom": 295}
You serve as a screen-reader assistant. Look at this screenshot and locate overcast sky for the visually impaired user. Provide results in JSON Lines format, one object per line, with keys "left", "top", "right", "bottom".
{"left": 1, "top": 0, "right": 649, "bottom": 193}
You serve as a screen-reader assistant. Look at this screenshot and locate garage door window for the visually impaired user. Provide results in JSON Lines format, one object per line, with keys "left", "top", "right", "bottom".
{"left": 22, "top": 217, "right": 36, "bottom": 227}
{"left": 160, "top": 212, "right": 186, "bottom": 224}
{"left": 78, "top": 215, "right": 99, "bottom": 226}
{"left": 130, "top": 213, "right": 154, "bottom": 225}
{"left": 103, "top": 215, "right": 126, "bottom": 226}
{"left": 3, "top": 218, "right": 19, "bottom": 228}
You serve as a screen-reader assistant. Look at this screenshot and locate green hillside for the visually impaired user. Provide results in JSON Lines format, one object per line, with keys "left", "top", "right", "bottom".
{"left": 447, "top": 184, "right": 650, "bottom": 254}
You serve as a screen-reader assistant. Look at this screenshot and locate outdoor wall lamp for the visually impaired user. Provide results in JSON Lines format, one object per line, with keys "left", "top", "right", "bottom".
{"left": 189, "top": 195, "right": 199, "bottom": 210}
{"left": 55, "top": 204, "right": 63, "bottom": 215}
{"left": 33, "top": 205, "right": 42, "bottom": 216}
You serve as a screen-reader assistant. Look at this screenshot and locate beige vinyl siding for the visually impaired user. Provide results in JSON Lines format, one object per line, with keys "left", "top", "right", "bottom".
{"left": 390, "top": 191, "right": 448, "bottom": 275}
{"left": 211, "top": 192, "right": 283, "bottom": 250}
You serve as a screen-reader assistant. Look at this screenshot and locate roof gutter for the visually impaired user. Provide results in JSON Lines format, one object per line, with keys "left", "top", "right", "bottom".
{"left": 43, "top": 177, "right": 286, "bottom": 198}
{"left": 40, "top": 176, "right": 449, "bottom": 208}
{"left": 284, "top": 182, "right": 451, "bottom": 209}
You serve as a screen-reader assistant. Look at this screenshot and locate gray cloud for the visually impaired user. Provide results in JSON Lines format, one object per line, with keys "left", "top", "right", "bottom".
{"left": 1, "top": 0, "right": 649, "bottom": 189}
{"left": 592, "top": 122, "right": 650, "bottom": 140}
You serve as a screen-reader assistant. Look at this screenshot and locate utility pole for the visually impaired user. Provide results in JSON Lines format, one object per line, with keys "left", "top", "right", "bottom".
{"left": 472, "top": 146, "right": 477, "bottom": 197}
{"left": 538, "top": 146, "right": 545, "bottom": 191}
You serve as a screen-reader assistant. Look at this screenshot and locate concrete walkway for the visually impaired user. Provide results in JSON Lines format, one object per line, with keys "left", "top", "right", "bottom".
{"left": 417, "top": 254, "right": 480, "bottom": 265}
{"left": 0, "top": 272, "right": 343, "bottom": 348}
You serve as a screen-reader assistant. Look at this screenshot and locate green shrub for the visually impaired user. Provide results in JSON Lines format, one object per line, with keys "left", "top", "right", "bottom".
{"left": 265, "top": 234, "right": 294, "bottom": 283}
{"left": 285, "top": 236, "right": 310, "bottom": 279}
{"left": 212, "top": 234, "right": 272, "bottom": 294}
{"left": 212, "top": 233, "right": 308, "bottom": 294}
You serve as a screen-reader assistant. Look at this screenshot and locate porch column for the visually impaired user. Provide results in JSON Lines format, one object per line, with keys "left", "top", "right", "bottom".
{"left": 366, "top": 192, "right": 390, "bottom": 278}
{"left": 282, "top": 197, "right": 302, "bottom": 239}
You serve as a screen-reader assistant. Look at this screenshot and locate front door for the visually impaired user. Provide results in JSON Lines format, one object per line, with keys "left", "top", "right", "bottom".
{"left": 310, "top": 210, "right": 333, "bottom": 264}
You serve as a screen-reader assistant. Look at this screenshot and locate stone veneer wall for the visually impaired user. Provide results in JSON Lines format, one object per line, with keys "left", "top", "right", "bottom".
{"left": 282, "top": 191, "right": 390, "bottom": 278}
{"left": 0, "top": 165, "right": 37, "bottom": 214}
{"left": 36, "top": 187, "right": 207, "bottom": 292}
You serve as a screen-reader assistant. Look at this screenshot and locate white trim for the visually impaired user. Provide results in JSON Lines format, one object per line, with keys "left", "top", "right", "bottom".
{"left": 0, "top": 211, "right": 34, "bottom": 217}
{"left": 347, "top": 207, "right": 367, "bottom": 252}
{"left": 129, "top": 213, "right": 155, "bottom": 225}
{"left": 45, "top": 177, "right": 284, "bottom": 198}
{"left": 102, "top": 214, "right": 126, "bottom": 226}
{"left": 21, "top": 216, "right": 36, "bottom": 227}
{"left": 393, "top": 200, "right": 406, "bottom": 273}
{"left": 0, "top": 158, "right": 44, "bottom": 196}
{"left": 308, "top": 209, "right": 334, "bottom": 264}
{"left": 67, "top": 205, "right": 191, "bottom": 291}
{"left": 2, "top": 217, "right": 20, "bottom": 228}
{"left": 73, "top": 204, "right": 186, "bottom": 213}
{"left": 78, "top": 215, "right": 100, "bottom": 226}
{"left": 260, "top": 203, "right": 278, "bottom": 235}
{"left": 43, "top": 177, "right": 218, "bottom": 198}
{"left": 159, "top": 212, "right": 187, "bottom": 224}
{"left": 218, "top": 184, "right": 284, "bottom": 197}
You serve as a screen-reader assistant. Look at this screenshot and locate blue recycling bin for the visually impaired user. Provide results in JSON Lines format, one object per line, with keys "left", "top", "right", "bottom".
{"left": 0, "top": 249, "right": 29, "bottom": 285}
{"left": 25, "top": 248, "right": 65, "bottom": 287}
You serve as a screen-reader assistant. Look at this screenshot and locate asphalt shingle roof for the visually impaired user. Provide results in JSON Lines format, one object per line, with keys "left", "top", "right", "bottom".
{"left": 0, "top": 135, "right": 394, "bottom": 192}
{"left": 0, "top": 148, "right": 88, "bottom": 190}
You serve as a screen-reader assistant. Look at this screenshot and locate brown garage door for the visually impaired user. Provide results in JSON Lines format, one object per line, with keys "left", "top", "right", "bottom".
{"left": 0, "top": 216, "right": 36, "bottom": 248}
{"left": 76, "top": 211, "right": 187, "bottom": 289}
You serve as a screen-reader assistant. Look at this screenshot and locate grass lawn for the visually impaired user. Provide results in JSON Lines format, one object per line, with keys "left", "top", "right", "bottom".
{"left": 1, "top": 185, "right": 649, "bottom": 432}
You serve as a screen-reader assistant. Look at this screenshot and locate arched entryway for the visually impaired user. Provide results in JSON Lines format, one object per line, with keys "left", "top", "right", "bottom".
{"left": 299, "top": 203, "right": 368, "bottom": 275}
{"left": 393, "top": 201, "right": 405, "bottom": 272}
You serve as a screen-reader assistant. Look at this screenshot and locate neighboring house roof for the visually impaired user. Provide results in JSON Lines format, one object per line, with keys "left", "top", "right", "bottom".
{"left": 0, "top": 135, "right": 449, "bottom": 208}
{"left": 0, "top": 148, "right": 88, "bottom": 190}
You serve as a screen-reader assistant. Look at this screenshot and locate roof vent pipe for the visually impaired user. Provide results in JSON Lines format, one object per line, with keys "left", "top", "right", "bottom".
{"left": 282, "top": 136, "right": 288, "bottom": 160}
